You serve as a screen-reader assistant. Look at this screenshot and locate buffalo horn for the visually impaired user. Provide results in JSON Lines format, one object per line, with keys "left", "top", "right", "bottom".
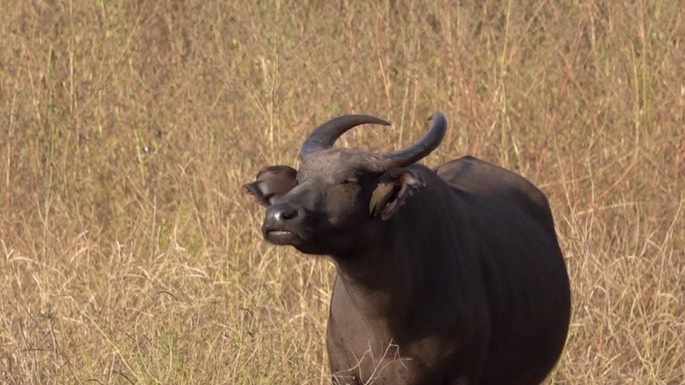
{"left": 374, "top": 112, "right": 447, "bottom": 170}
{"left": 299, "top": 115, "right": 391, "bottom": 158}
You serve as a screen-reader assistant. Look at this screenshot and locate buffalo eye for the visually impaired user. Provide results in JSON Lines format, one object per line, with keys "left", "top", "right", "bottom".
{"left": 339, "top": 175, "right": 359, "bottom": 185}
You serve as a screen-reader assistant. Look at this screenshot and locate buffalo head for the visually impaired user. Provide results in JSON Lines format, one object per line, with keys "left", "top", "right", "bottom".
{"left": 244, "top": 113, "right": 446, "bottom": 255}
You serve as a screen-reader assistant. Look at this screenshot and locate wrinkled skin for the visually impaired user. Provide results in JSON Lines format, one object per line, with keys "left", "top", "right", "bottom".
{"left": 244, "top": 113, "right": 571, "bottom": 385}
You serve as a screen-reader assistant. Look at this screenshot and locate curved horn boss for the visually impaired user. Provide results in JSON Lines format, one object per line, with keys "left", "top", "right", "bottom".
{"left": 299, "top": 112, "right": 447, "bottom": 170}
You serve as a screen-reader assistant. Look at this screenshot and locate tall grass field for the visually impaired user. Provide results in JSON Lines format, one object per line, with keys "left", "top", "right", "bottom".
{"left": 1, "top": 1, "right": 683, "bottom": 384}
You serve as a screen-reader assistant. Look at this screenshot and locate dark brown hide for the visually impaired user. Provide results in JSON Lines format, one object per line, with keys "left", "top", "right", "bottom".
{"left": 244, "top": 113, "right": 571, "bottom": 385}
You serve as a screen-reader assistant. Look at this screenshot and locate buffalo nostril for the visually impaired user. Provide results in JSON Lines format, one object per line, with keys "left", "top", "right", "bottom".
{"left": 280, "top": 207, "right": 298, "bottom": 220}
{"left": 267, "top": 202, "right": 299, "bottom": 224}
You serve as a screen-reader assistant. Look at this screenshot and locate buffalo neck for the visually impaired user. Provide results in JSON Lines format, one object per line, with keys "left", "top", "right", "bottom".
{"left": 330, "top": 172, "right": 476, "bottom": 331}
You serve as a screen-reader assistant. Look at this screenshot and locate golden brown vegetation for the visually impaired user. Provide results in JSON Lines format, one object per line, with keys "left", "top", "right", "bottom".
{"left": 1, "top": 1, "right": 683, "bottom": 384}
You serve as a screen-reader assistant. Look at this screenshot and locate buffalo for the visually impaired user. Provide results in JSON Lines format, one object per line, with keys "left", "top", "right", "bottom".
{"left": 244, "top": 112, "right": 571, "bottom": 385}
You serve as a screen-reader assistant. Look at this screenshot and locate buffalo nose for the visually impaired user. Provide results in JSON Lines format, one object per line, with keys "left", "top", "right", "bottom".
{"left": 266, "top": 202, "right": 299, "bottom": 223}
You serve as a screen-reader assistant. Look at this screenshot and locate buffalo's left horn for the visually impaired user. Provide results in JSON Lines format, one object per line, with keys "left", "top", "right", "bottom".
{"left": 299, "top": 115, "right": 391, "bottom": 158}
{"left": 373, "top": 112, "right": 447, "bottom": 171}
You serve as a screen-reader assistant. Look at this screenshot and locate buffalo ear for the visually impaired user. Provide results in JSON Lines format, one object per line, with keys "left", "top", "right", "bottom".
{"left": 243, "top": 165, "right": 297, "bottom": 206}
{"left": 369, "top": 168, "right": 425, "bottom": 221}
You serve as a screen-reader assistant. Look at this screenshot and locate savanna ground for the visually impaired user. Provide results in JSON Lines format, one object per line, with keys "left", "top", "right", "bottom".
{"left": 1, "top": 1, "right": 683, "bottom": 384}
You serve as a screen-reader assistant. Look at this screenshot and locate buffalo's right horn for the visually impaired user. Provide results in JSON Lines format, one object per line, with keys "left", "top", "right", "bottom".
{"left": 299, "top": 115, "right": 391, "bottom": 159}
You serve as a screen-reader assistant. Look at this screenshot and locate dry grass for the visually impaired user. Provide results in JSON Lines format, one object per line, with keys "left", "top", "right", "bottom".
{"left": 1, "top": 1, "right": 683, "bottom": 384}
